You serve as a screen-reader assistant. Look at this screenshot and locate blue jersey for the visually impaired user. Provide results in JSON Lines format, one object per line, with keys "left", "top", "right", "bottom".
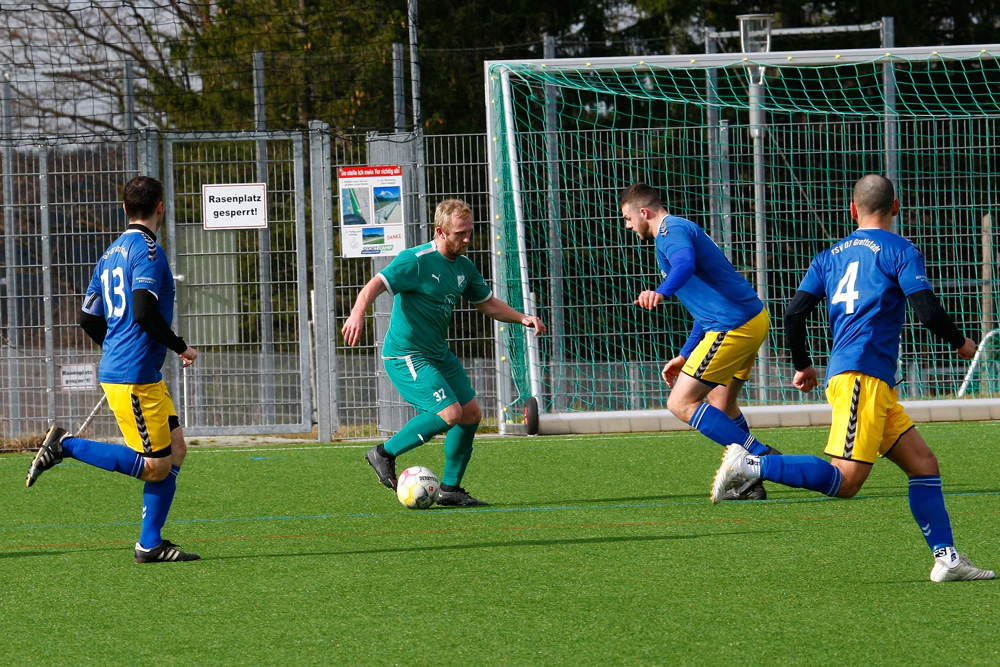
{"left": 798, "top": 228, "right": 932, "bottom": 385}
{"left": 655, "top": 215, "right": 763, "bottom": 331}
{"left": 82, "top": 226, "right": 176, "bottom": 384}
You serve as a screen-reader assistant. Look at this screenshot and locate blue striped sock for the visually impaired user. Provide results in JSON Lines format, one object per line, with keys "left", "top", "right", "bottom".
{"left": 689, "top": 403, "right": 769, "bottom": 456}
{"left": 908, "top": 475, "right": 954, "bottom": 551}
{"left": 732, "top": 413, "right": 750, "bottom": 435}
{"left": 139, "top": 465, "right": 180, "bottom": 550}
{"left": 759, "top": 455, "right": 842, "bottom": 497}
{"left": 61, "top": 436, "right": 144, "bottom": 478}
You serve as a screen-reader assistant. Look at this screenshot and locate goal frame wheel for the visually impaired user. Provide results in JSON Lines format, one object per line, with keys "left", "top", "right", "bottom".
{"left": 524, "top": 396, "right": 539, "bottom": 435}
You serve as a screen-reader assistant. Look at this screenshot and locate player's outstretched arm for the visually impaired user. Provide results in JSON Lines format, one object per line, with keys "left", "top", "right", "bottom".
{"left": 783, "top": 289, "right": 823, "bottom": 374}
{"left": 633, "top": 290, "right": 664, "bottom": 310}
{"left": 134, "top": 288, "right": 190, "bottom": 359}
{"left": 79, "top": 309, "right": 108, "bottom": 346}
{"left": 906, "top": 289, "right": 974, "bottom": 359}
{"left": 661, "top": 356, "right": 685, "bottom": 387}
{"left": 179, "top": 346, "right": 198, "bottom": 368}
{"left": 792, "top": 366, "right": 819, "bottom": 393}
{"left": 341, "top": 275, "right": 387, "bottom": 346}
{"left": 956, "top": 337, "right": 976, "bottom": 360}
{"left": 475, "top": 296, "right": 546, "bottom": 335}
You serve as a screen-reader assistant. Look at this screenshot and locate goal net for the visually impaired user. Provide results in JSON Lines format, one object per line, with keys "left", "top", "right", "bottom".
{"left": 485, "top": 44, "right": 1000, "bottom": 433}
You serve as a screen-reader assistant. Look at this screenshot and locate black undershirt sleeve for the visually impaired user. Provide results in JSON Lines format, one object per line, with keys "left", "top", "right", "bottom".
{"left": 133, "top": 289, "right": 188, "bottom": 354}
{"left": 906, "top": 289, "right": 966, "bottom": 348}
{"left": 79, "top": 310, "right": 108, "bottom": 346}
{"left": 783, "top": 290, "right": 823, "bottom": 371}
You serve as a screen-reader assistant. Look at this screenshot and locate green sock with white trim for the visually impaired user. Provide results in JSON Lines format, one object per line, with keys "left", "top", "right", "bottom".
{"left": 383, "top": 413, "right": 449, "bottom": 457}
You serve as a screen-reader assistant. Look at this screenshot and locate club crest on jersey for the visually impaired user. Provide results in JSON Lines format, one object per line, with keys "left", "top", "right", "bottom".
{"left": 457, "top": 274, "right": 466, "bottom": 288}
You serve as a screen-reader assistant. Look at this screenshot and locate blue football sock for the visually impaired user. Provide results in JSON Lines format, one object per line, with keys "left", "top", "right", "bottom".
{"left": 61, "top": 436, "right": 144, "bottom": 478}
{"left": 139, "top": 465, "right": 180, "bottom": 549}
{"left": 759, "top": 455, "right": 842, "bottom": 497}
{"left": 908, "top": 475, "right": 954, "bottom": 551}
{"left": 384, "top": 412, "right": 450, "bottom": 457}
{"left": 689, "top": 403, "right": 769, "bottom": 456}
{"left": 732, "top": 413, "right": 750, "bottom": 435}
{"left": 441, "top": 423, "right": 478, "bottom": 487}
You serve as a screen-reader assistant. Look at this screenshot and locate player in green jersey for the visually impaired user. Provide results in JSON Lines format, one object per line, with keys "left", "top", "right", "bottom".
{"left": 342, "top": 199, "right": 546, "bottom": 506}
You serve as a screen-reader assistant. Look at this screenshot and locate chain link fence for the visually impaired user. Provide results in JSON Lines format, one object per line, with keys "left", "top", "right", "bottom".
{"left": 1, "top": 128, "right": 498, "bottom": 450}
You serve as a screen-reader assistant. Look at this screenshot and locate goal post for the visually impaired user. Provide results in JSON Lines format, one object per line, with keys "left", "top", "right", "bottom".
{"left": 485, "top": 44, "right": 1000, "bottom": 435}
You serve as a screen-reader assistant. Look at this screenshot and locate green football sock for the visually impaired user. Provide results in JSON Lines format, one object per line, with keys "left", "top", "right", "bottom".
{"left": 383, "top": 412, "right": 449, "bottom": 457}
{"left": 441, "top": 422, "right": 479, "bottom": 486}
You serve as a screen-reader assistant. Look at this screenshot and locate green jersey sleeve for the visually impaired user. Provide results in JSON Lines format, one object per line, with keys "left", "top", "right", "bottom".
{"left": 461, "top": 258, "right": 492, "bottom": 304}
{"left": 378, "top": 249, "right": 420, "bottom": 295}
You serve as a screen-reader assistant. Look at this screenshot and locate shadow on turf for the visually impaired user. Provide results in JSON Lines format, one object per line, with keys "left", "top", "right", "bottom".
{"left": 500, "top": 492, "right": 709, "bottom": 507}
{"left": 0, "top": 550, "right": 72, "bottom": 559}
{"left": 0, "top": 544, "right": 130, "bottom": 559}
{"left": 208, "top": 529, "right": 774, "bottom": 560}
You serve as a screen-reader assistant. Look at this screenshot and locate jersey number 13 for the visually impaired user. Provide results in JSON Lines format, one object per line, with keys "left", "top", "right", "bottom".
{"left": 100, "top": 267, "right": 127, "bottom": 319}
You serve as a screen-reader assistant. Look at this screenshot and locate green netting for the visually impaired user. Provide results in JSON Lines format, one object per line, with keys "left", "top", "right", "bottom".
{"left": 489, "top": 50, "right": 1000, "bottom": 417}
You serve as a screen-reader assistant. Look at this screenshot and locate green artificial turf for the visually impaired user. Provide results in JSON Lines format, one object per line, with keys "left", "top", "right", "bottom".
{"left": 1, "top": 422, "right": 998, "bottom": 665}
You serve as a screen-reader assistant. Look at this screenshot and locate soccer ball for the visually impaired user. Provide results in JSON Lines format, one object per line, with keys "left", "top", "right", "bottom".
{"left": 396, "top": 466, "right": 439, "bottom": 509}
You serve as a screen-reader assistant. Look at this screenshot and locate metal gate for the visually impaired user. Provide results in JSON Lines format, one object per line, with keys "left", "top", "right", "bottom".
{"left": 159, "top": 131, "right": 313, "bottom": 436}
{"left": 311, "top": 128, "right": 501, "bottom": 442}
{"left": 2, "top": 127, "right": 497, "bottom": 448}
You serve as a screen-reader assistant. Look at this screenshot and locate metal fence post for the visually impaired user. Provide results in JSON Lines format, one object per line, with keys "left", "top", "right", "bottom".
{"left": 163, "top": 135, "right": 181, "bottom": 408}
{"left": 393, "top": 43, "right": 406, "bottom": 133}
{"left": 254, "top": 51, "right": 276, "bottom": 425}
{"left": 292, "top": 132, "right": 313, "bottom": 433}
{"left": 1, "top": 64, "right": 21, "bottom": 438}
{"left": 39, "top": 146, "right": 56, "bottom": 424}
{"left": 309, "top": 121, "right": 335, "bottom": 440}
{"left": 368, "top": 132, "right": 420, "bottom": 434}
{"left": 124, "top": 60, "right": 138, "bottom": 178}
{"left": 542, "top": 34, "right": 566, "bottom": 412}
{"left": 882, "top": 17, "right": 898, "bottom": 232}
{"left": 138, "top": 128, "right": 159, "bottom": 179}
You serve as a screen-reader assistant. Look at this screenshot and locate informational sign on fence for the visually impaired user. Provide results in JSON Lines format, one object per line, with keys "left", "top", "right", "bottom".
{"left": 202, "top": 183, "right": 268, "bottom": 230}
{"left": 60, "top": 364, "right": 97, "bottom": 391}
{"left": 338, "top": 165, "right": 405, "bottom": 257}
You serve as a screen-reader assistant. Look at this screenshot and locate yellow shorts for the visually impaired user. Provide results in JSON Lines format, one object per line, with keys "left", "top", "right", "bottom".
{"left": 682, "top": 308, "right": 769, "bottom": 386}
{"left": 825, "top": 372, "right": 914, "bottom": 464}
{"left": 102, "top": 380, "right": 177, "bottom": 458}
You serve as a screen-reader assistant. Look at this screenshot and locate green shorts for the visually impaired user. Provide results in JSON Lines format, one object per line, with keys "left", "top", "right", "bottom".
{"left": 382, "top": 351, "right": 476, "bottom": 413}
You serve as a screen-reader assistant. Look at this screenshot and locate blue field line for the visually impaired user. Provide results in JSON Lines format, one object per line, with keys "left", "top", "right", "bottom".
{"left": 2, "top": 489, "right": 998, "bottom": 534}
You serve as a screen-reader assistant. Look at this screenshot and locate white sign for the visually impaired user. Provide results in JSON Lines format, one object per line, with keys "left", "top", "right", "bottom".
{"left": 338, "top": 165, "right": 405, "bottom": 257}
{"left": 202, "top": 183, "right": 268, "bottom": 230}
{"left": 60, "top": 364, "right": 97, "bottom": 391}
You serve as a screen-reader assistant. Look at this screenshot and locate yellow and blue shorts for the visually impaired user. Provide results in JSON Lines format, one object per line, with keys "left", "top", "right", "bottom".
{"left": 681, "top": 308, "right": 770, "bottom": 387}
{"left": 102, "top": 380, "right": 178, "bottom": 458}
{"left": 824, "top": 371, "right": 914, "bottom": 464}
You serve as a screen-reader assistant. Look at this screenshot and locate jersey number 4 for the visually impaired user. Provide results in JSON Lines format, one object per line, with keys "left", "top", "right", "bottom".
{"left": 831, "top": 260, "right": 860, "bottom": 314}
{"left": 100, "top": 267, "right": 127, "bottom": 318}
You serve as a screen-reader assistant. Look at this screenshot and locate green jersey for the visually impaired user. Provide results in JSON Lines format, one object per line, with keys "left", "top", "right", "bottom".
{"left": 378, "top": 241, "right": 492, "bottom": 358}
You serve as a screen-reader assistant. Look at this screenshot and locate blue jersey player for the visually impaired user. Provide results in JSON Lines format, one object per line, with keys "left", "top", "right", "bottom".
{"left": 27, "top": 176, "right": 200, "bottom": 563}
{"left": 711, "top": 174, "right": 993, "bottom": 582}
{"left": 620, "top": 183, "right": 781, "bottom": 501}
